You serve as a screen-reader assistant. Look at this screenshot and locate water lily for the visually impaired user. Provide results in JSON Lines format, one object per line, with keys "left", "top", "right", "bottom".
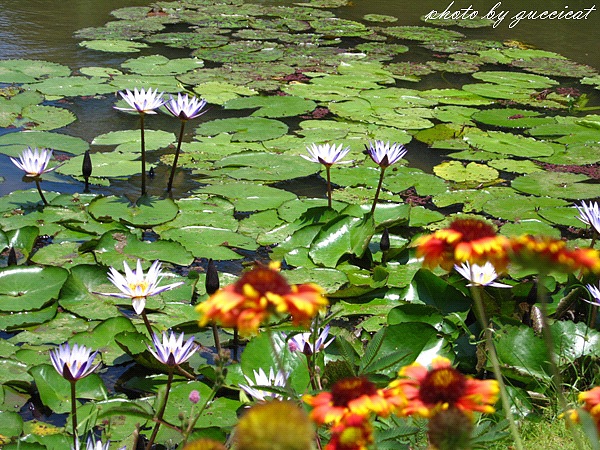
{"left": 454, "top": 261, "right": 511, "bottom": 288}
{"left": 288, "top": 324, "right": 334, "bottom": 355}
{"left": 164, "top": 93, "right": 209, "bottom": 192}
{"left": 302, "top": 143, "right": 350, "bottom": 207}
{"left": 576, "top": 201, "right": 600, "bottom": 236}
{"left": 240, "top": 367, "right": 289, "bottom": 402}
{"left": 114, "top": 87, "right": 166, "bottom": 196}
{"left": 147, "top": 330, "right": 198, "bottom": 366}
{"left": 100, "top": 259, "right": 184, "bottom": 316}
{"left": 366, "top": 140, "right": 407, "bottom": 214}
{"left": 50, "top": 343, "right": 100, "bottom": 381}
{"left": 73, "top": 436, "right": 125, "bottom": 450}
{"left": 585, "top": 282, "right": 600, "bottom": 306}
{"left": 10, "top": 147, "right": 58, "bottom": 205}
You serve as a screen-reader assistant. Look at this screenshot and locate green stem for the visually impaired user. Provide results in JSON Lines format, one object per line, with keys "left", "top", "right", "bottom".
{"left": 469, "top": 283, "right": 524, "bottom": 450}
{"left": 70, "top": 380, "right": 78, "bottom": 449}
{"left": 145, "top": 368, "right": 174, "bottom": 450}
{"left": 325, "top": 165, "right": 333, "bottom": 208}
{"left": 212, "top": 324, "right": 222, "bottom": 356}
{"left": 370, "top": 167, "right": 386, "bottom": 214}
{"left": 140, "top": 113, "right": 146, "bottom": 196}
{"left": 182, "top": 381, "right": 221, "bottom": 446}
{"left": 141, "top": 310, "right": 154, "bottom": 337}
{"left": 267, "top": 329, "right": 294, "bottom": 398}
{"left": 35, "top": 178, "right": 48, "bottom": 206}
{"left": 536, "top": 274, "right": 585, "bottom": 449}
{"left": 167, "top": 120, "right": 186, "bottom": 192}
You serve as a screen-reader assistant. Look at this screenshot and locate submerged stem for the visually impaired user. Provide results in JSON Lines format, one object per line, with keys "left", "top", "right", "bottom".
{"left": 167, "top": 120, "right": 186, "bottom": 192}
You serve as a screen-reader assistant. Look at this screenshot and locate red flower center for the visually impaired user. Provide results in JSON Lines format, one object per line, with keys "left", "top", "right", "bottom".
{"left": 419, "top": 367, "right": 467, "bottom": 406}
{"left": 234, "top": 265, "right": 291, "bottom": 296}
{"left": 450, "top": 219, "right": 496, "bottom": 242}
{"left": 331, "top": 377, "right": 377, "bottom": 407}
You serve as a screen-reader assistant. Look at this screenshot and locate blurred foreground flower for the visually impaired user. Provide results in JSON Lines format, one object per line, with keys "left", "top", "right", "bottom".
{"left": 304, "top": 377, "right": 398, "bottom": 425}
{"left": 147, "top": 331, "right": 198, "bottom": 366}
{"left": 182, "top": 439, "right": 226, "bottom": 450}
{"left": 576, "top": 201, "right": 600, "bottom": 235}
{"left": 11, "top": 147, "right": 59, "bottom": 205}
{"left": 454, "top": 261, "right": 511, "bottom": 288}
{"left": 114, "top": 87, "right": 166, "bottom": 196}
{"left": 50, "top": 343, "right": 100, "bottom": 382}
{"left": 508, "top": 235, "right": 600, "bottom": 275}
{"left": 196, "top": 262, "right": 328, "bottom": 336}
{"left": 366, "top": 140, "right": 408, "bottom": 214}
{"left": 326, "top": 413, "right": 373, "bottom": 450}
{"left": 240, "top": 367, "right": 289, "bottom": 402}
{"left": 233, "top": 400, "right": 314, "bottom": 450}
{"left": 566, "top": 386, "right": 600, "bottom": 434}
{"left": 164, "top": 93, "right": 208, "bottom": 191}
{"left": 416, "top": 219, "right": 509, "bottom": 271}
{"left": 288, "top": 324, "right": 334, "bottom": 355}
{"left": 302, "top": 143, "right": 350, "bottom": 207}
{"left": 99, "top": 259, "right": 184, "bottom": 315}
{"left": 386, "top": 356, "right": 499, "bottom": 418}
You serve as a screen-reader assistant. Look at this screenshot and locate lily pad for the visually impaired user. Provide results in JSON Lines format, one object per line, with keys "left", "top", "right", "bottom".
{"left": 195, "top": 117, "right": 288, "bottom": 142}
{"left": 212, "top": 152, "right": 319, "bottom": 181}
{"left": 463, "top": 131, "right": 557, "bottom": 158}
{"left": 161, "top": 226, "right": 256, "bottom": 260}
{"left": 19, "top": 105, "right": 76, "bottom": 131}
{"left": 24, "top": 77, "right": 114, "bottom": 97}
{"left": 57, "top": 150, "right": 141, "bottom": 179}
{"left": 0, "top": 59, "right": 71, "bottom": 84}
{"left": 121, "top": 55, "right": 203, "bottom": 75}
{"left": 380, "top": 25, "right": 464, "bottom": 42}
{"left": 79, "top": 39, "right": 150, "bottom": 53}
{"left": 192, "top": 81, "right": 258, "bottom": 105}
{"left": 420, "top": 89, "right": 493, "bottom": 106}
{"left": 197, "top": 182, "right": 296, "bottom": 211}
{"left": 92, "top": 130, "right": 175, "bottom": 153}
{"left": 472, "top": 108, "right": 555, "bottom": 129}
{"left": 0, "top": 131, "right": 89, "bottom": 156}
{"left": 512, "top": 172, "right": 600, "bottom": 200}
{"left": 433, "top": 161, "right": 499, "bottom": 183}
{"left": 472, "top": 71, "right": 558, "bottom": 88}
{"left": 223, "top": 96, "right": 317, "bottom": 118}
{"left": 88, "top": 196, "right": 179, "bottom": 227}
{"left": 0, "top": 266, "right": 68, "bottom": 312}
{"left": 511, "top": 57, "right": 598, "bottom": 78}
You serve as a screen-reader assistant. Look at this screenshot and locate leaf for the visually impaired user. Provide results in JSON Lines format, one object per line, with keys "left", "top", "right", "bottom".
{"left": 88, "top": 196, "right": 179, "bottom": 227}
{"left": 0, "top": 266, "right": 68, "bottom": 312}
{"left": 224, "top": 96, "right": 317, "bottom": 118}
{"left": 79, "top": 39, "right": 150, "bottom": 53}
{"left": 512, "top": 172, "right": 600, "bottom": 200}
{"left": 195, "top": 117, "right": 288, "bottom": 142}
{"left": 433, "top": 161, "right": 499, "bottom": 183}
{"left": 0, "top": 131, "right": 89, "bottom": 156}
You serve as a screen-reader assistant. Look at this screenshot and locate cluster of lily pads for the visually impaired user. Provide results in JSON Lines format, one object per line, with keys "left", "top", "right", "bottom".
{"left": 0, "top": 0, "right": 600, "bottom": 448}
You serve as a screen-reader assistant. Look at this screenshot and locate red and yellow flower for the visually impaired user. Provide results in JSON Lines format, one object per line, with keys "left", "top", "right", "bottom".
{"left": 196, "top": 262, "right": 328, "bottom": 336}
{"left": 416, "top": 219, "right": 509, "bottom": 271}
{"left": 304, "top": 377, "right": 401, "bottom": 426}
{"left": 326, "top": 414, "right": 374, "bottom": 450}
{"left": 566, "top": 386, "right": 600, "bottom": 433}
{"left": 386, "top": 356, "right": 499, "bottom": 418}
{"left": 509, "top": 235, "right": 600, "bottom": 275}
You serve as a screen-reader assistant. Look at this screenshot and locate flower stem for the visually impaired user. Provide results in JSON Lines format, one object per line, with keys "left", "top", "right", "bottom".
{"left": 469, "top": 282, "right": 523, "bottom": 450}
{"left": 370, "top": 167, "right": 386, "bottom": 214}
{"left": 325, "top": 165, "right": 332, "bottom": 208}
{"left": 167, "top": 120, "right": 186, "bottom": 192}
{"left": 141, "top": 310, "right": 154, "bottom": 337}
{"left": 35, "top": 178, "right": 48, "bottom": 206}
{"left": 182, "top": 380, "right": 221, "bottom": 446}
{"left": 140, "top": 113, "right": 147, "bottom": 196}
{"left": 145, "top": 367, "right": 174, "bottom": 450}
{"left": 212, "top": 324, "right": 222, "bottom": 355}
{"left": 70, "top": 380, "right": 78, "bottom": 449}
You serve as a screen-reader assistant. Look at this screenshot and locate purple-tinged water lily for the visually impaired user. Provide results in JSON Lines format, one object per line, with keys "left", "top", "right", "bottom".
{"left": 576, "top": 201, "right": 600, "bottom": 235}
{"left": 164, "top": 93, "right": 209, "bottom": 192}
{"left": 585, "top": 282, "right": 600, "bottom": 307}
{"left": 11, "top": 147, "right": 59, "bottom": 205}
{"left": 454, "top": 261, "right": 511, "bottom": 288}
{"left": 99, "top": 260, "right": 184, "bottom": 315}
{"left": 366, "top": 140, "right": 408, "bottom": 168}
{"left": 302, "top": 143, "right": 350, "bottom": 208}
{"left": 50, "top": 343, "right": 100, "bottom": 382}
{"left": 72, "top": 436, "right": 125, "bottom": 450}
{"left": 288, "top": 325, "right": 334, "bottom": 355}
{"left": 240, "top": 367, "right": 289, "bottom": 402}
{"left": 147, "top": 331, "right": 198, "bottom": 366}
{"left": 114, "top": 87, "right": 165, "bottom": 114}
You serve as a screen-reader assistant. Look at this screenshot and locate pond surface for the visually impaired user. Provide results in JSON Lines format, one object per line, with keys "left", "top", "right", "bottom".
{"left": 0, "top": 0, "right": 598, "bottom": 197}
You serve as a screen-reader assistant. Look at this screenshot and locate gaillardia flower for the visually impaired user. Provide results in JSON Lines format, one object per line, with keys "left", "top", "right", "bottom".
{"left": 366, "top": 140, "right": 407, "bottom": 168}
{"left": 50, "top": 343, "right": 100, "bottom": 382}
{"left": 416, "top": 218, "right": 509, "bottom": 271}
{"left": 566, "top": 386, "right": 600, "bottom": 433}
{"left": 239, "top": 367, "right": 289, "bottom": 402}
{"left": 99, "top": 259, "right": 184, "bottom": 314}
{"left": 576, "top": 201, "right": 600, "bottom": 235}
{"left": 508, "top": 235, "right": 600, "bottom": 275}
{"left": 10, "top": 147, "right": 58, "bottom": 178}
{"left": 164, "top": 93, "right": 208, "bottom": 120}
{"left": 303, "top": 377, "right": 397, "bottom": 425}
{"left": 454, "top": 261, "right": 511, "bottom": 288}
{"left": 302, "top": 143, "right": 350, "bottom": 166}
{"left": 114, "top": 87, "right": 165, "bottom": 114}
{"left": 386, "top": 356, "right": 499, "bottom": 418}
{"left": 196, "top": 262, "right": 328, "bottom": 336}
{"left": 326, "top": 413, "right": 374, "bottom": 450}
{"left": 147, "top": 331, "right": 198, "bottom": 366}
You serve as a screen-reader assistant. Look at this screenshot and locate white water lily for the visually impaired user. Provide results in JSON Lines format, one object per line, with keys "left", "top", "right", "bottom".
{"left": 10, "top": 147, "right": 58, "bottom": 177}
{"left": 114, "top": 87, "right": 165, "bottom": 114}
{"left": 585, "top": 283, "right": 600, "bottom": 307}
{"left": 239, "top": 367, "right": 289, "bottom": 402}
{"left": 147, "top": 331, "right": 198, "bottom": 366}
{"left": 72, "top": 436, "right": 125, "bottom": 450}
{"left": 366, "top": 140, "right": 408, "bottom": 168}
{"left": 576, "top": 201, "right": 600, "bottom": 235}
{"left": 302, "top": 143, "right": 350, "bottom": 166}
{"left": 50, "top": 343, "right": 100, "bottom": 382}
{"left": 454, "top": 261, "right": 511, "bottom": 288}
{"left": 288, "top": 325, "right": 334, "bottom": 355}
{"left": 99, "top": 260, "right": 183, "bottom": 314}
{"left": 165, "top": 92, "right": 208, "bottom": 120}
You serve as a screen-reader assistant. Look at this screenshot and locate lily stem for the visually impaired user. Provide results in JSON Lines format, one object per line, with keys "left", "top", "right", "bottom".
{"left": 70, "top": 380, "right": 78, "bottom": 449}
{"left": 167, "top": 120, "right": 186, "bottom": 192}
{"left": 370, "top": 167, "right": 386, "bottom": 215}
{"left": 35, "top": 178, "right": 48, "bottom": 206}
{"left": 325, "top": 165, "right": 332, "bottom": 208}
{"left": 141, "top": 310, "right": 154, "bottom": 337}
{"left": 145, "top": 367, "right": 174, "bottom": 450}
{"left": 140, "top": 113, "right": 147, "bottom": 196}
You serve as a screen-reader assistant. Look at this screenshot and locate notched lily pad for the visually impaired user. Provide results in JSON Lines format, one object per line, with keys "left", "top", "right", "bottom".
{"left": 512, "top": 171, "right": 600, "bottom": 200}
{"left": 0, "top": 59, "right": 71, "bottom": 84}
{"left": 79, "top": 40, "right": 150, "bottom": 53}
{"left": 121, "top": 55, "right": 203, "bottom": 75}
{"left": 223, "top": 96, "right": 317, "bottom": 118}
{"left": 433, "top": 161, "right": 499, "bottom": 183}
{"left": 195, "top": 117, "right": 288, "bottom": 142}
{"left": 0, "top": 266, "right": 68, "bottom": 312}
{"left": 472, "top": 108, "right": 555, "bottom": 129}
{"left": 88, "top": 196, "right": 179, "bottom": 227}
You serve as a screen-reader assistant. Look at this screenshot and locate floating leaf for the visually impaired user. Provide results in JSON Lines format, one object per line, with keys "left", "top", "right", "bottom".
{"left": 472, "top": 71, "right": 558, "bottom": 88}
{"left": 0, "top": 266, "right": 68, "bottom": 312}
{"left": 472, "top": 108, "right": 555, "bottom": 129}
{"left": 0, "top": 59, "right": 70, "bottom": 83}
{"left": 433, "top": 161, "right": 499, "bottom": 183}
{"left": 196, "top": 182, "right": 296, "bottom": 211}
{"left": 79, "top": 39, "right": 150, "bottom": 53}
{"left": 161, "top": 226, "right": 256, "bottom": 260}
{"left": 24, "top": 77, "right": 114, "bottom": 97}
{"left": 192, "top": 81, "right": 259, "bottom": 105}
{"left": 511, "top": 57, "right": 598, "bottom": 78}
{"left": 420, "top": 88, "right": 493, "bottom": 106}
{"left": 0, "top": 131, "right": 89, "bottom": 156}
{"left": 512, "top": 172, "right": 600, "bottom": 200}
{"left": 92, "top": 130, "right": 175, "bottom": 152}
{"left": 121, "top": 55, "right": 203, "bottom": 75}
{"left": 88, "top": 196, "right": 179, "bottom": 227}
{"left": 380, "top": 25, "right": 464, "bottom": 42}
{"left": 195, "top": 117, "right": 288, "bottom": 142}
{"left": 464, "top": 131, "right": 557, "bottom": 158}
{"left": 19, "top": 105, "right": 76, "bottom": 131}
{"left": 212, "top": 152, "right": 319, "bottom": 181}
{"left": 223, "top": 96, "right": 317, "bottom": 118}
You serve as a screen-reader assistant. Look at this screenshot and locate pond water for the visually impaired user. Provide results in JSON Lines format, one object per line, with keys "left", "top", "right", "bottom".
{"left": 0, "top": 0, "right": 598, "bottom": 197}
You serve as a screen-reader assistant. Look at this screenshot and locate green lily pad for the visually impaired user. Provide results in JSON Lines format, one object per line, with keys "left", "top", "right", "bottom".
{"left": 380, "top": 25, "right": 464, "bottom": 42}
{"left": 487, "top": 159, "right": 542, "bottom": 174}
{"left": 24, "top": 77, "right": 114, "bottom": 97}
{"left": 511, "top": 57, "right": 598, "bottom": 78}
{"left": 472, "top": 71, "right": 558, "bottom": 88}
{"left": 538, "top": 206, "right": 588, "bottom": 228}
{"left": 223, "top": 96, "right": 317, "bottom": 118}
{"left": 482, "top": 194, "right": 568, "bottom": 221}
{"left": 0, "top": 302, "right": 57, "bottom": 330}
{"left": 161, "top": 226, "right": 256, "bottom": 260}
{"left": 536, "top": 143, "right": 600, "bottom": 166}
{"left": 0, "top": 59, "right": 71, "bottom": 84}
{"left": 500, "top": 220, "right": 561, "bottom": 238}
{"left": 420, "top": 88, "right": 493, "bottom": 106}
{"left": 512, "top": 172, "right": 600, "bottom": 200}
{"left": 472, "top": 108, "right": 555, "bottom": 129}
{"left": 363, "top": 14, "right": 398, "bottom": 22}
{"left": 192, "top": 41, "right": 284, "bottom": 64}
{"left": 211, "top": 152, "right": 319, "bottom": 182}
{"left": 192, "top": 81, "right": 259, "bottom": 105}
{"left": 195, "top": 117, "right": 288, "bottom": 142}
{"left": 464, "top": 131, "right": 557, "bottom": 157}
{"left": 88, "top": 196, "right": 179, "bottom": 227}
{"left": 70, "top": 316, "right": 137, "bottom": 365}
{"left": 57, "top": 150, "right": 141, "bottom": 179}
{"left": 92, "top": 130, "right": 175, "bottom": 152}
{"left": 196, "top": 181, "right": 297, "bottom": 212}
{"left": 121, "top": 55, "right": 203, "bottom": 75}
{"left": 79, "top": 39, "right": 150, "bottom": 53}
{"left": 0, "top": 266, "right": 68, "bottom": 312}
{"left": 18, "top": 105, "right": 76, "bottom": 131}
{"left": 433, "top": 161, "right": 499, "bottom": 183}
{"left": 0, "top": 131, "right": 89, "bottom": 156}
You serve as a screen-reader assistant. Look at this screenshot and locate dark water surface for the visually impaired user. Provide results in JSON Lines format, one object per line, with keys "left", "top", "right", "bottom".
{"left": 0, "top": 0, "right": 598, "bottom": 196}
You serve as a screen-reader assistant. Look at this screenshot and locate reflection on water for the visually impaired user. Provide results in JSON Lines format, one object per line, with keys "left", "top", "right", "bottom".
{"left": 0, "top": 0, "right": 598, "bottom": 198}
